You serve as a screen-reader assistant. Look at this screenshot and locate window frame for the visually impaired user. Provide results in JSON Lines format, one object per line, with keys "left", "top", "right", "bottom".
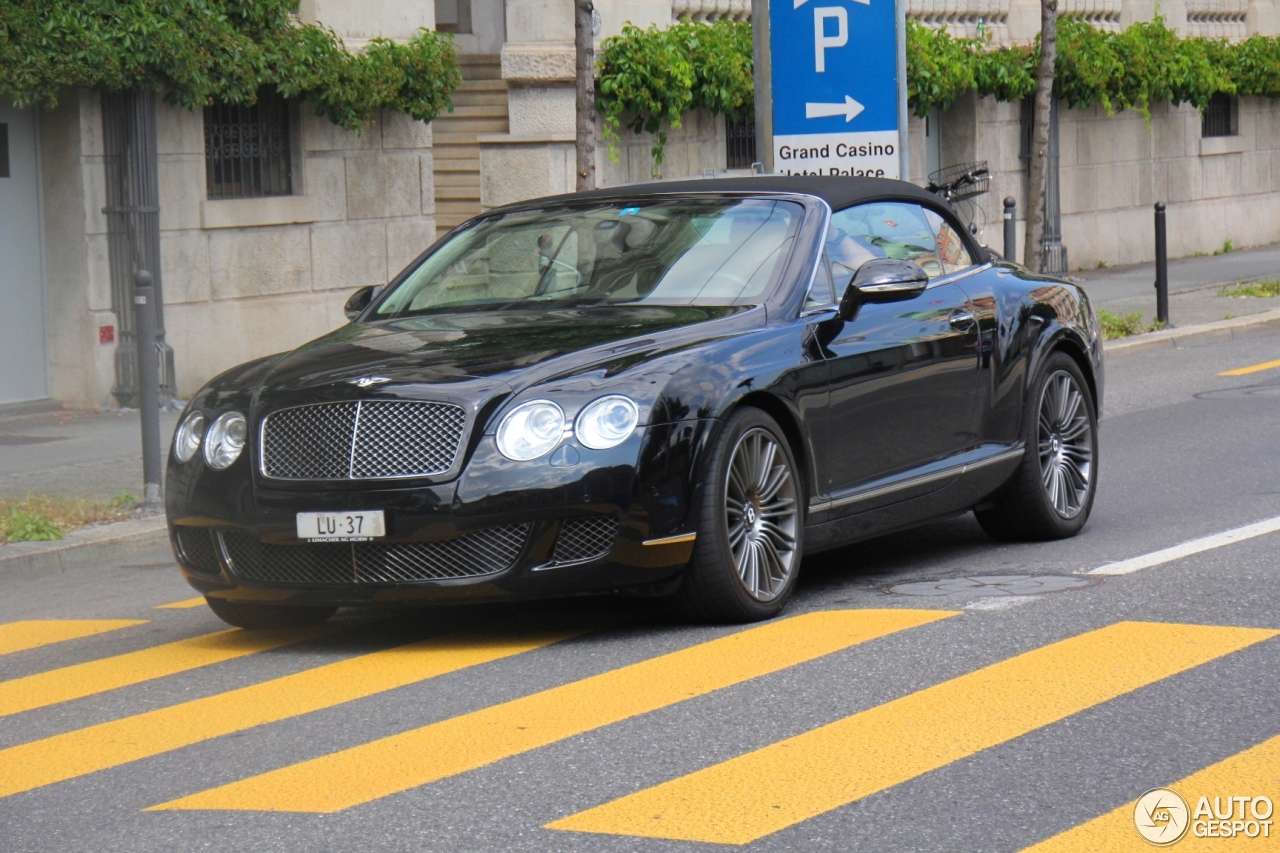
{"left": 203, "top": 85, "right": 297, "bottom": 201}
{"left": 803, "top": 198, "right": 988, "bottom": 315}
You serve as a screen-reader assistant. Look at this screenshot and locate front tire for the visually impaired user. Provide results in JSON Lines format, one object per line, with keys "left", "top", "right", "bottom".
{"left": 975, "top": 351, "right": 1098, "bottom": 541}
{"left": 204, "top": 597, "right": 337, "bottom": 629}
{"left": 673, "top": 408, "right": 803, "bottom": 622}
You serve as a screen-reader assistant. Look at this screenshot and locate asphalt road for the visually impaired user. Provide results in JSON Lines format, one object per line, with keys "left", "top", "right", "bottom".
{"left": 1, "top": 327, "right": 1278, "bottom": 853}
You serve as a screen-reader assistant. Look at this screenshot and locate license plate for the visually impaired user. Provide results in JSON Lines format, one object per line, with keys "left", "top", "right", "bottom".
{"left": 296, "top": 511, "right": 385, "bottom": 542}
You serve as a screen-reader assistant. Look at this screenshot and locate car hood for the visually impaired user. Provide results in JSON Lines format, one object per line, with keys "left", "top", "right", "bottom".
{"left": 255, "top": 305, "right": 758, "bottom": 395}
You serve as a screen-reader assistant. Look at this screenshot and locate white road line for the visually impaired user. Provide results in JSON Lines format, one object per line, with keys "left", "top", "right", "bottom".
{"left": 1086, "top": 514, "right": 1280, "bottom": 575}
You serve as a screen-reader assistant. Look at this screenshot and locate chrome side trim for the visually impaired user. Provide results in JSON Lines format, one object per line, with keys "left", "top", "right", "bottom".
{"left": 808, "top": 446, "right": 1024, "bottom": 514}
{"left": 642, "top": 532, "right": 698, "bottom": 547}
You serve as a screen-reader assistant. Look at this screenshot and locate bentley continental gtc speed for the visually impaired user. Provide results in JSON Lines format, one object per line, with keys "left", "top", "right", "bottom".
{"left": 166, "top": 176, "right": 1103, "bottom": 628}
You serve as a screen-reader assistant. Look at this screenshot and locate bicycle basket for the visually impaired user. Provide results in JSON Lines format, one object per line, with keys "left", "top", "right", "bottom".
{"left": 926, "top": 161, "right": 991, "bottom": 202}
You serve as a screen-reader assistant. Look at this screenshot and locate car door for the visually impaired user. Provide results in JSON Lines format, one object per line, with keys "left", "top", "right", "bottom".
{"left": 816, "top": 201, "right": 980, "bottom": 507}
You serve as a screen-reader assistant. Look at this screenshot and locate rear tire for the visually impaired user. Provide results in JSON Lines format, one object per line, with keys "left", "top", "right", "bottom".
{"left": 975, "top": 351, "right": 1098, "bottom": 541}
{"left": 204, "top": 597, "right": 337, "bottom": 629}
{"left": 672, "top": 408, "right": 803, "bottom": 623}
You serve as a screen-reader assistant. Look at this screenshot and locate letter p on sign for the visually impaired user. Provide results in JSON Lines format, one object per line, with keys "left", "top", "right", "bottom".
{"left": 814, "top": 7, "right": 847, "bottom": 72}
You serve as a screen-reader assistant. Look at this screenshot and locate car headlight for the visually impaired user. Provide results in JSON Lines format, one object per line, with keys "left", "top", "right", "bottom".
{"left": 576, "top": 395, "right": 639, "bottom": 450}
{"left": 173, "top": 411, "right": 205, "bottom": 463}
{"left": 496, "top": 400, "right": 565, "bottom": 461}
{"left": 203, "top": 411, "right": 247, "bottom": 470}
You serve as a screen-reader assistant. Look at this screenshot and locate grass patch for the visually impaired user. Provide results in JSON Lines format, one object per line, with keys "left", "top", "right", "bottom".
{"left": 1219, "top": 279, "right": 1280, "bottom": 298}
{"left": 1097, "top": 309, "right": 1164, "bottom": 340}
{"left": 0, "top": 492, "right": 136, "bottom": 544}
{"left": 1214, "top": 238, "right": 1235, "bottom": 255}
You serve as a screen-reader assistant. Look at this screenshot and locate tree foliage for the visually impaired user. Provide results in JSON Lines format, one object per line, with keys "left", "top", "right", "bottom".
{"left": 0, "top": 0, "right": 461, "bottom": 130}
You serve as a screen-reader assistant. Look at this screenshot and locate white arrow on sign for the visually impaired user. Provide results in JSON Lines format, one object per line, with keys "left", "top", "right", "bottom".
{"left": 794, "top": 0, "right": 869, "bottom": 8}
{"left": 805, "top": 96, "right": 865, "bottom": 122}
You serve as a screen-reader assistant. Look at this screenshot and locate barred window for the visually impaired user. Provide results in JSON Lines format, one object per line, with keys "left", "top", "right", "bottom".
{"left": 725, "top": 115, "right": 757, "bottom": 170}
{"left": 1201, "top": 93, "right": 1237, "bottom": 138}
{"left": 203, "top": 87, "right": 293, "bottom": 200}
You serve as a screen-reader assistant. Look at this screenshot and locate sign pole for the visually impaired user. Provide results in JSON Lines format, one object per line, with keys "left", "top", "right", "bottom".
{"left": 896, "top": 0, "right": 908, "bottom": 181}
{"left": 753, "top": 0, "right": 774, "bottom": 173}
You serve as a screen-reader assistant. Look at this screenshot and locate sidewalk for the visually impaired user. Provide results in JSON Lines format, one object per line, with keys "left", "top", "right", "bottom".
{"left": 1, "top": 243, "right": 1278, "bottom": 580}
{"left": 1073, "top": 241, "right": 1280, "bottom": 328}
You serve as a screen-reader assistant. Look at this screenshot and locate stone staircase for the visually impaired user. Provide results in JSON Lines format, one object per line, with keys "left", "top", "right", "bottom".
{"left": 433, "top": 54, "right": 508, "bottom": 236}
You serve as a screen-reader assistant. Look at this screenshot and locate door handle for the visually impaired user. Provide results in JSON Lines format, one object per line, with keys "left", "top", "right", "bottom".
{"left": 949, "top": 309, "right": 976, "bottom": 331}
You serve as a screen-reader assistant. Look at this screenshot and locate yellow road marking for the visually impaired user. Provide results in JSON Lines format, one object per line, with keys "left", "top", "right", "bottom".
{"left": 1219, "top": 357, "right": 1280, "bottom": 377}
{"left": 548, "top": 621, "right": 1278, "bottom": 845}
{"left": 0, "top": 627, "right": 325, "bottom": 717}
{"left": 0, "top": 623, "right": 583, "bottom": 799}
{"left": 1025, "top": 733, "right": 1280, "bottom": 851}
{"left": 150, "top": 609, "right": 955, "bottom": 813}
{"left": 0, "top": 620, "right": 147, "bottom": 656}
{"left": 154, "top": 597, "right": 207, "bottom": 610}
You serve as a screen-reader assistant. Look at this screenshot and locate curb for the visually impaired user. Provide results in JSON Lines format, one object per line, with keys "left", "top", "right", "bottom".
{"left": 1103, "top": 308, "right": 1280, "bottom": 353}
{"left": 0, "top": 516, "right": 170, "bottom": 585}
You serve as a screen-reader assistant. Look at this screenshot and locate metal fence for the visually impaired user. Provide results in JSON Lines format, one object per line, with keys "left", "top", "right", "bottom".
{"left": 1201, "top": 93, "right": 1236, "bottom": 138}
{"left": 725, "top": 116, "right": 757, "bottom": 170}
{"left": 203, "top": 88, "right": 293, "bottom": 200}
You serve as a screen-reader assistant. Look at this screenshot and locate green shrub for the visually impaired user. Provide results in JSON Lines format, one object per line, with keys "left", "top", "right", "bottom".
{"left": 2, "top": 511, "right": 64, "bottom": 542}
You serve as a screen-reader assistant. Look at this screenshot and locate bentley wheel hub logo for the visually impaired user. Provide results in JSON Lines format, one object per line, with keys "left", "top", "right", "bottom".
{"left": 1134, "top": 788, "right": 1191, "bottom": 846}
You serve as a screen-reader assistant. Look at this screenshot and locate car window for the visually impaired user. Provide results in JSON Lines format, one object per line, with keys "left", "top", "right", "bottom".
{"left": 826, "top": 202, "right": 943, "bottom": 289}
{"left": 372, "top": 198, "right": 803, "bottom": 317}
{"left": 804, "top": 252, "right": 836, "bottom": 310}
{"left": 923, "top": 208, "right": 977, "bottom": 276}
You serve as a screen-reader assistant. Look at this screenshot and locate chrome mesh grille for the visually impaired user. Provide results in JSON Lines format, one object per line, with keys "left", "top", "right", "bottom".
{"left": 176, "top": 528, "right": 221, "bottom": 576}
{"left": 552, "top": 516, "right": 619, "bottom": 564}
{"left": 261, "top": 400, "right": 466, "bottom": 480}
{"left": 220, "top": 525, "right": 530, "bottom": 585}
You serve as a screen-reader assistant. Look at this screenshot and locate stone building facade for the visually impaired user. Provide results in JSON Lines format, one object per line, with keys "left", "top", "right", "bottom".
{"left": 5, "top": 2, "right": 441, "bottom": 409}
{"left": 4, "top": 0, "right": 1279, "bottom": 409}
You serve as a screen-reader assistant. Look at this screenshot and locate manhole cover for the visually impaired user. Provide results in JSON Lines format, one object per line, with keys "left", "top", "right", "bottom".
{"left": 888, "top": 574, "right": 1099, "bottom": 597}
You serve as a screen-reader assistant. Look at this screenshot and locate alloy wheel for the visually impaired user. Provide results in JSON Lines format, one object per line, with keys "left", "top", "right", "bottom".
{"left": 724, "top": 428, "right": 799, "bottom": 601}
{"left": 1037, "top": 371, "right": 1094, "bottom": 518}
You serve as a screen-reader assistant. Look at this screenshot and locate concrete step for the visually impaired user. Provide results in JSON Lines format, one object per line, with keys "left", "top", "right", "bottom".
{"left": 455, "top": 78, "right": 508, "bottom": 93}
{"left": 451, "top": 91, "right": 510, "bottom": 108}
{"left": 443, "top": 104, "right": 511, "bottom": 119}
{"left": 435, "top": 171, "right": 480, "bottom": 187}
{"left": 433, "top": 130, "right": 503, "bottom": 146}
{"left": 433, "top": 118, "right": 509, "bottom": 135}
{"left": 436, "top": 186, "right": 481, "bottom": 202}
{"left": 456, "top": 55, "right": 503, "bottom": 81}
{"left": 433, "top": 159, "right": 480, "bottom": 174}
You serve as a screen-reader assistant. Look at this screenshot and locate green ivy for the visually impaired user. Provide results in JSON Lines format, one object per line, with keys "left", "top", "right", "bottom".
{"left": 0, "top": 0, "right": 461, "bottom": 130}
{"left": 598, "top": 17, "right": 1280, "bottom": 160}
{"left": 597, "top": 19, "right": 753, "bottom": 168}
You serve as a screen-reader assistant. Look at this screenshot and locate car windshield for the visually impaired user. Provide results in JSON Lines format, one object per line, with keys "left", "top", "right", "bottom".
{"left": 371, "top": 197, "right": 803, "bottom": 318}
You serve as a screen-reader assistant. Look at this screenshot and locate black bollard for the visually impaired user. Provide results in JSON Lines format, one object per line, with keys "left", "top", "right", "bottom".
{"left": 1154, "top": 202, "right": 1170, "bottom": 327}
{"left": 134, "top": 269, "right": 163, "bottom": 506}
{"left": 1003, "top": 197, "right": 1017, "bottom": 262}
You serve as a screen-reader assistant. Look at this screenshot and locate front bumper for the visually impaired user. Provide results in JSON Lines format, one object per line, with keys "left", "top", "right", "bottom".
{"left": 166, "top": 420, "right": 713, "bottom": 607}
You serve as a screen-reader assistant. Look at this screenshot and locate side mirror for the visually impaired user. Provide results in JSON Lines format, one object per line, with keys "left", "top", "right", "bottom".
{"left": 838, "top": 259, "right": 929, "bottom": 320}
{"left": 344, "top": 285, "right": 382, "bottom": 321}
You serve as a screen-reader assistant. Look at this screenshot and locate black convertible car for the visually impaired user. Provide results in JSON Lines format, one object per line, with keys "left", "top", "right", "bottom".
{"left": 166, "top": 176, "right": 1102, "bottom": 627}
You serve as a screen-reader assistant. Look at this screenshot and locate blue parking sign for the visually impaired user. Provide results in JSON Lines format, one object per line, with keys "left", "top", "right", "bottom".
{"left": 769, "top": 0, "right": 902, "bottom": 178}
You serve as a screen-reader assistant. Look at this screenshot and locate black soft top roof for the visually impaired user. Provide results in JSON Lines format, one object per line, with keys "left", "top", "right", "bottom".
{"left": 522, "top": 175, "right": 946, "bottom": 213}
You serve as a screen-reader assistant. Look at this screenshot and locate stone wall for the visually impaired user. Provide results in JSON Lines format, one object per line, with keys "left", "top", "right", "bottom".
{"left": 923, "top": 93, "right": 1280, "bottom": 268}
{"left": 36, "top": 0, "right": 442, "bottom": 406}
